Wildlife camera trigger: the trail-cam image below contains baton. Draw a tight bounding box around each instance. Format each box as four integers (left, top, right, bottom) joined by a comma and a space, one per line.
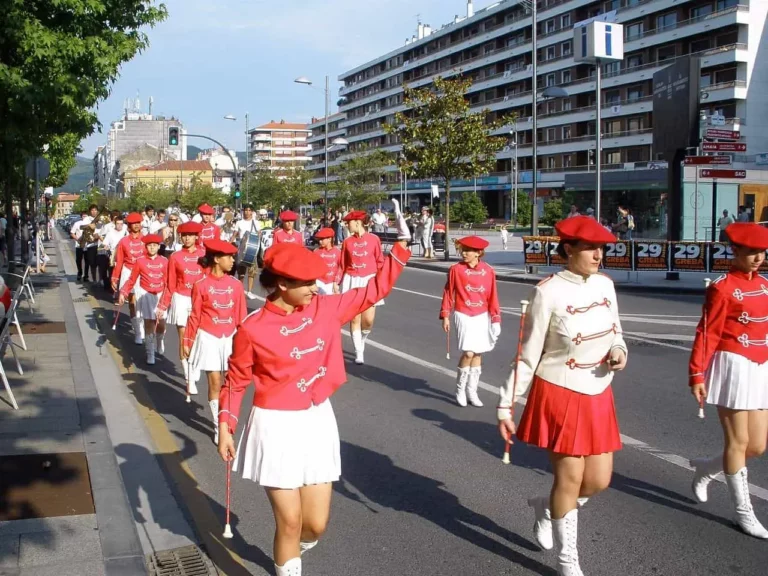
698, 278, 712, 420
112, 301, 124, 330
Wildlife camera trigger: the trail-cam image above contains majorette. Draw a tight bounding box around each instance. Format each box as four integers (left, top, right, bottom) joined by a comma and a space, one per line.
688, 222, 768, 539
183, 239, 247, 444
497, 216, 628, 575
439, 235, 500, 407
196, 203, 221, 248
339, 210, 385, 365
313, 227, 341, 295
111, 212, 146, 344
218, 232, 411, 576
157, 221, 205, 384
273, 210, 304, 245
118, 234, 168, 365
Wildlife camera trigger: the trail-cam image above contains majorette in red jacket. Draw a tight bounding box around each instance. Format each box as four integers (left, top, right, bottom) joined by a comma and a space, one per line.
689, 269, 768, 386
120, 255, 169, 297
111, 233, 146, 284
439, 260, 501, 322
340, 232, 384, 278
316, 245, 342, 285
196, 223, 221, 248
219, 243, 410, 431
157, 246, 206, 312
183, 273, 247, 344
273, 228, 304, 245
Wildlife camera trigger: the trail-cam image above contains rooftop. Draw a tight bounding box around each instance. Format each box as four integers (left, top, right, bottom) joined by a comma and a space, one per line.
135, 160, 211, 172
255, 120, 309, 131
56, 193, 80, 202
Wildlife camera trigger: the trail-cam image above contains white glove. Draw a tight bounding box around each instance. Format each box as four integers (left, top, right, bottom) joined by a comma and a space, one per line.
491, 323, 501, 338
391, 199, 411, 241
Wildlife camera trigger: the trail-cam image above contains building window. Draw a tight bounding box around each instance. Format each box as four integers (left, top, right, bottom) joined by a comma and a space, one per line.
604, 61, 620, 75
657, 45, 677, 61
716, 0, 738, 10
605, 0, 620, 11
627, 54, 643, 68
547, 100, 556, 114
562, 41, 572, 56
627, 85, 644, 102
691, 4, 713, 19
626, 147, 646, 162
562, 70, 572, 83
561, 14, 571, 28
547, 128, 556, 141
563, 99, 572, 111
563, 126, 572, 139
606, 151, 622, 164
628, 116, 645, 133
547, 157, 556, 169
605, 120, 621, 134
626, 22, 644, 41
656, 12, 678, 31
546, 19, 556, 33
605, 90, 621, 106
563, 154, 572, 168
546, 73, 556, 87
700, 73, 712, 88
715, 67, 737, 83
547, 46, 556, 60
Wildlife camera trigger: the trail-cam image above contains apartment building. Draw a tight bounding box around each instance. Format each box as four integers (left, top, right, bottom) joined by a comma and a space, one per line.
248, 120, 311, 177
54, 194, 80, 219
307, 113, 348, 181
329, 0, 767, 231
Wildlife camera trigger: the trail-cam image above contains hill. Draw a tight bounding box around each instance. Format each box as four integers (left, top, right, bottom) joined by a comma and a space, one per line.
55, 156, 92, 193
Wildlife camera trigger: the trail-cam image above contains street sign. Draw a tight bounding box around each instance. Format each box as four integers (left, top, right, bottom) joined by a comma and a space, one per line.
700, 169, 747, 179
705, 128, 740, 140
25, 157, 50, 180
684, 156, 731, 165
702, 142, 746, 152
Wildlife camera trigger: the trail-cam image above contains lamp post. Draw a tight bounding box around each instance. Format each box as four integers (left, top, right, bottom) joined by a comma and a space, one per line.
508, 122, 518, 228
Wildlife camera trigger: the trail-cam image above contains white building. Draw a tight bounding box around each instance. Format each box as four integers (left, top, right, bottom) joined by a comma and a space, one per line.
248, 120, 311, 177
197, 148, 238, 193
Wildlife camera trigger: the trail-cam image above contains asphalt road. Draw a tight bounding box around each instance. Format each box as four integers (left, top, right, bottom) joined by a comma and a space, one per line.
97, 266, 768, 576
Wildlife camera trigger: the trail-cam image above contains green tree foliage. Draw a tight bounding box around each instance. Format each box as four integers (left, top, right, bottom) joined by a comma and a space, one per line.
328, 146, 391, 211
71, 189, 105, 213
514, 190, 532, 228
43, 133, 82, 188
280, 170, 318, 210
244, 169, 283, 210
450, 192, 488, 225
541, 198, 564, 226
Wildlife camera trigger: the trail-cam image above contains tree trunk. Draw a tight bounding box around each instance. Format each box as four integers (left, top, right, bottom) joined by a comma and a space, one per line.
5, 170, 15, 266
443, 180, 451, 261
20, 179, 29, 264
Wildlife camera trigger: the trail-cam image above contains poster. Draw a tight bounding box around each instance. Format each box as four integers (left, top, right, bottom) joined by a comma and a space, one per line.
547, 237, 567, 266
708, 242, 734, 273
603, 241, 632, 270
633, 240, 668, 271
671, 242, 707, 272
522, 236, 549, 266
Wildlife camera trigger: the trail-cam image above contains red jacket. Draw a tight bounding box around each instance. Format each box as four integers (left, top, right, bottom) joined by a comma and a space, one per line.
219, 243, 411, 430
183, 273, 247, 344
340, 232, 384, 278
439, 261, 501, 322
316, 245, 342, 285
157, 247, 206, 312
120, 255, 169, 297
111, 233, 145, 284
273, 228, 304, 245
689, 269, 768, 386
197, 223, 220, 248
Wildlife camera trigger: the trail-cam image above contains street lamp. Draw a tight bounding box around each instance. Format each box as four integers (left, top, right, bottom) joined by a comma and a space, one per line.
224, 114, 249, 204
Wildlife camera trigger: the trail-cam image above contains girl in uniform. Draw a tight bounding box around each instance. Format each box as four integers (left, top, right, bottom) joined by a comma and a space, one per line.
111, 212, 147, 344
497, 216, 627, 576
313, 227, 341, 295
218, 238, 411, 576
688, 222, 768, 539
197, 204, 221, 248
439, 235, 501, 407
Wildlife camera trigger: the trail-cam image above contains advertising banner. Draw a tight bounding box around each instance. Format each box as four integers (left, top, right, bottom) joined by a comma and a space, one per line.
522, 236, 549, 266
670, 242, 707, 272
603, 241, 632, 270
632, 240, 669, 271
709, 242, 734, 273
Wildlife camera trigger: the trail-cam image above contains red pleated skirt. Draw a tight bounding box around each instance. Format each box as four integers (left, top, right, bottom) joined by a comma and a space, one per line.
516, 376, 622, 456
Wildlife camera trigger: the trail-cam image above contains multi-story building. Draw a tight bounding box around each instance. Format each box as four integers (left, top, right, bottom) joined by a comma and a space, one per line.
54, 194, 80, 219
122, 160, 212, 194
332, 0, 767, 234
248, 120, 311, 177
307, 113, 348, 184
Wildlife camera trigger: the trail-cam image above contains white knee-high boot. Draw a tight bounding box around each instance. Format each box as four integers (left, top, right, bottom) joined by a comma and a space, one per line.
466, 366, 483, 407
352, 330, 364, 364
553, 509, 584, 576
528, 496, 589, 551
275, 557, 301, 576
300, 540, 318, 555
455, 367, 470, 407
209, 399, 220, 445
156, 331, 165, 355
725, 467, 768, 538
691, 455, 722, 503
131, 317, 143, 345
145, 334, 156, 365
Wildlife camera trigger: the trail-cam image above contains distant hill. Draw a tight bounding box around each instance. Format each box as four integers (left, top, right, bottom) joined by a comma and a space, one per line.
55, 156, 92, 194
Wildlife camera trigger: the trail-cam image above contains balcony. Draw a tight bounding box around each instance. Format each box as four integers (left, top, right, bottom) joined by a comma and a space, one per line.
701, 79, 747, 102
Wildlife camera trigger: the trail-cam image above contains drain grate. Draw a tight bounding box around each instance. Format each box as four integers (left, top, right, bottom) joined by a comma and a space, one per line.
147, 545, 217, 576
72, 296, 90, 303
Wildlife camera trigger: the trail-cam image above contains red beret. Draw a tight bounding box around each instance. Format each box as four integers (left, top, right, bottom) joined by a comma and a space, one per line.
263, 243, 327, 281
204, 238, 237, 255
142, 234, 162, 245
198, 203, 215, 215
343, 210, 368, 222
457, 236, 489, 250
279, 210, 298, 221
178, 221, 202, 235
314, 227, 335, 240
726, 223, 768, 250
125, 212, 142, 224
555, 216, 616, 244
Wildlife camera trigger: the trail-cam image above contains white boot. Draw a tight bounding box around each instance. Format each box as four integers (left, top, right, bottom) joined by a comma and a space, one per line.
527, 496, 553, 550
156, 333, 165, 355
139, 318, 146, 340
275, 557, 301, 576
145, 334, 156, 365
691, 455, 722, 503
455, 367, 470, 407
352, 330, 364, 365
725, 467, 768, 538
466, 366, 483, 407
131, 318, 143, 345
361, 329, 371, 350
553, 509, 584, 576
300, 540, 318, 556
209, 399, 220, 445
182, 358, 189, 381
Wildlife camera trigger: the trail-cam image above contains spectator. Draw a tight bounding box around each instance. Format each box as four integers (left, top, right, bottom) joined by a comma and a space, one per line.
585, 207, 595, 219
718, 209, 735, 241
612, 206, 629, 240
626, 207, 635, 240
567, 204, 580, 218
371, 207, 388, 233
737, 205, 749, 223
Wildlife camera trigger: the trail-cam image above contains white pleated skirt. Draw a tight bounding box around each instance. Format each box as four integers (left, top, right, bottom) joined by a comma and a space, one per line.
188, 329, 234, 383
167, 293, 192, 327
137, 290, 161, 320
341, 273, 384, 306
234, 399, 341, 489
706, 351, 768, 410
453, 311, 496, 354
316, 280, 334, 296
119, 266, 135, 295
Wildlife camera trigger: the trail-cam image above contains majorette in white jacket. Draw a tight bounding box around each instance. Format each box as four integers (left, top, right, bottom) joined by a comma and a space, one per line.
497, 269, 628, 421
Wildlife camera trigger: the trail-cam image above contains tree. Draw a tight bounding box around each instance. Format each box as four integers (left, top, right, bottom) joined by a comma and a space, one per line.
514, 191, 532, 228
280, 170, 318, 211
329, 145, 392, 211
450, 192, 488, 225
43, 132, 82, 189
178, 183, 229, 214
385, 76, 512, 260
244, 169, 283, 210
541, 198, 564, 226
71, 189, 105, 213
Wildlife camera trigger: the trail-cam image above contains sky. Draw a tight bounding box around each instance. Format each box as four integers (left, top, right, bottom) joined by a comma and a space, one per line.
80, 0, 485, 157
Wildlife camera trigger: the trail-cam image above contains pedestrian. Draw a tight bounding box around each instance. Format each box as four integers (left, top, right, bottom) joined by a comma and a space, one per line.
217, 237, 411, 576
625, 207, 635, 240
439, 236, 500, 408
371, 207, 387, 233
111, 213, 147, 344
339, 210, 385, 364
69, 209, 91, 281
688, 222, 768, 539
102, 215, 127, 293
567, 205, 580, 218
273, 210, 304, 245
234, 204, 262, 300
156, 222, 205, 384
421, 207, 435, 258
141, 205, 155, 236
160, 212, 181, 257
737, 205, 749, 223
196, 204, 220, 248
183, 239, 247, 445
313, 228, 341, 295
500, 226, 509, 250
498, 215, 627, 575
718, 209, 735, 241
118, 235, 168, 365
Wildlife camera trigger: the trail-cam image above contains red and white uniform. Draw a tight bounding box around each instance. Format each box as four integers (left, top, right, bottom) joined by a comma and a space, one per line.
340, 232, 385, 305
689, 270, 768, 409
111, 234, 145, 294
440, 261, 501, 353
315, 245, 342, 295
183, 274, 247, 383
157, 247, 205, 327
221, 244, 410, 489
120, 255, 169, 320
273, 228, 304, 245
498, 270, 627, 456
197, 223, 220, 248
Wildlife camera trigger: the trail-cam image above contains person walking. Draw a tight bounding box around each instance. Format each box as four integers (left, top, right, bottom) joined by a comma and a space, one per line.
421, 207, 435, 259
718, 209, 735, 241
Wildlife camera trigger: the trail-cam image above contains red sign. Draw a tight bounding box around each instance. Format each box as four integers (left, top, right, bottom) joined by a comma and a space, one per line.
702, 142, 747, 152
684, 156, 731, 165
700, 169, 747, 179
705, 129, 740, 140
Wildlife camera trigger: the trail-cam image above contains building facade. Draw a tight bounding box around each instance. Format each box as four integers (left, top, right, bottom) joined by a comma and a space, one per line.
122, 160, 213, 194
54, 194, 80, 219
248, 120, 311, 177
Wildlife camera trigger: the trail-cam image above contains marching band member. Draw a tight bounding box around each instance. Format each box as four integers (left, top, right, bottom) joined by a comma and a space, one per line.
339, 210, 384, 364
157, 222, 205, 384
197, 204, 220, 248
314, 227, 341, 296
111, 213, 147, 344
218, 238, 411, 576
688, 223, 768, 539
183, 239, 247, 443
273, 210, 304, 245
234, 204, 262, 300
497, 216, 627, 576
439, 236, 501, 407
118, 235, 169, 365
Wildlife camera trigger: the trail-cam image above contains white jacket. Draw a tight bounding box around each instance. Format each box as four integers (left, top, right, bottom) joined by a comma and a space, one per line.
497, 269, 627, 421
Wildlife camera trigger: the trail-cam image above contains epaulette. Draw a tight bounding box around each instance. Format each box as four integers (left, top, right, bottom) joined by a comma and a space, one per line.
537, 274, 554, 286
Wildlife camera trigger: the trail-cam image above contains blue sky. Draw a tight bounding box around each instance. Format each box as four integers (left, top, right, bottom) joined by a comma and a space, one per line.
81, 0, 481, 157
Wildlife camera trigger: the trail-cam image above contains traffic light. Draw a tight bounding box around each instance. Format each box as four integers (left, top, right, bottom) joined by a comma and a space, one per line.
234, 183, 241, 199
168, 127, 179, 146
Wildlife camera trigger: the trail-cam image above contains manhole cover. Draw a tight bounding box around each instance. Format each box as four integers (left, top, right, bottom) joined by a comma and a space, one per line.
147, 545, 216, 576
72, 297, 89, 303
12, 321, 66, 334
